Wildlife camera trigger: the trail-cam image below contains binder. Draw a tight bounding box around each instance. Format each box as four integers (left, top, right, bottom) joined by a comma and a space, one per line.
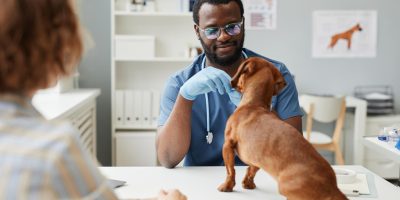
141, 90, 152, 126
133, 90, 142, 126
124, 90, 135, 126
115, 90, 125, 126
151, 90, 160, 127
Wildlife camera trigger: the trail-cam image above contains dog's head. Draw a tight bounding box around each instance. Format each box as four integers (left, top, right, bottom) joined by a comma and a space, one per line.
356, 23, 363, 31
231, 57, 286, 96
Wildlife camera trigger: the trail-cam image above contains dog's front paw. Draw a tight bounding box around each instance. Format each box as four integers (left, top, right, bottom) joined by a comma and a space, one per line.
242, 179, 256, 189
218, 182, 235, 192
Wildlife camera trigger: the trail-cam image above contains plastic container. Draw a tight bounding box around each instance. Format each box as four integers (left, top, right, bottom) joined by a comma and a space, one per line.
388, 128, 399, 144
377, 127, 390, 142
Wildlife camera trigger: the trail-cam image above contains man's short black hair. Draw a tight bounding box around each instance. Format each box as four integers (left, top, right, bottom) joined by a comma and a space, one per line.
192, 0, 244, 25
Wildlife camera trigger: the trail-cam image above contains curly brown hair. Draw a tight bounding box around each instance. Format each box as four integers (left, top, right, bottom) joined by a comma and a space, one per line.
0, 0, 82, 95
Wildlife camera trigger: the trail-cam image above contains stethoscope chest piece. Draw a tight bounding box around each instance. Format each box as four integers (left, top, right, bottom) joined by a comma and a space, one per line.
201, 51, 247, 145
206, 132, 213, 144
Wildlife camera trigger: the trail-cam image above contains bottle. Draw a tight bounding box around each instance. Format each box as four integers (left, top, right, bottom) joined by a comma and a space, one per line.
377, 127, 389, 142
388, 127, 399, 145
395, 135, 400, 150
143, 0, 156, 12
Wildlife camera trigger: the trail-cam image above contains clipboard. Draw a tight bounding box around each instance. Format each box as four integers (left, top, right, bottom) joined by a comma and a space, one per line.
107, 179, 127, 189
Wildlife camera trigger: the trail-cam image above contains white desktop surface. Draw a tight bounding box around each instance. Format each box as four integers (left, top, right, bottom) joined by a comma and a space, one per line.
32, 89, 100, 120
100, 165, 400, 200
363, 137, 400, 163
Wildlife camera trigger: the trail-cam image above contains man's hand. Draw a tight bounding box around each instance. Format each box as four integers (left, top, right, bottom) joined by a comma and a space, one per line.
179, 67, 231, 100
227, 89, 242, 106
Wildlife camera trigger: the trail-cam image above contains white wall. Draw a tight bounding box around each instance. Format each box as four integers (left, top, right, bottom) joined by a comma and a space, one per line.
79, 0, 400, 165
78, 0, 112, 165
245, 0, 400, 112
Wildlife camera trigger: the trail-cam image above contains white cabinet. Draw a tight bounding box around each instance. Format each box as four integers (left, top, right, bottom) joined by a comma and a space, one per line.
33, 89, 100, 158
111, 0, 199, 166
68, 101, 97, 156
115, 132, 157, 166
364, 115, 400, 179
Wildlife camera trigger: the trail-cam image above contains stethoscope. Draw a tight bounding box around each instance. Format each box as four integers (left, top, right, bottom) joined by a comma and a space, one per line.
201, 51, 248, 144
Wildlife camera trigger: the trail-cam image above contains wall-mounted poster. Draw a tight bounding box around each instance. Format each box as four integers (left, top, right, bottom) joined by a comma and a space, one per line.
312, 10, 377, 58
243, 0, 277, 30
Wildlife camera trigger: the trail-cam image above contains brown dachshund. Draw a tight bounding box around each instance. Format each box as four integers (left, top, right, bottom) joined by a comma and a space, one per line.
218, 57, 347, 200
328, 23, 362, 50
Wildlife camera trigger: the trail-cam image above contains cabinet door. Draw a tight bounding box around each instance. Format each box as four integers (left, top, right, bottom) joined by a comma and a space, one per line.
68, 101, 97, 158
116, 131, 157, 166
364, 115, 400, 179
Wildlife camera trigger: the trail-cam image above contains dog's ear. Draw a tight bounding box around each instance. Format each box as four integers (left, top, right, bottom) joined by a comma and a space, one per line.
270, 66, 287, 95
231, 59, 255, 92
231, 60, 247, 90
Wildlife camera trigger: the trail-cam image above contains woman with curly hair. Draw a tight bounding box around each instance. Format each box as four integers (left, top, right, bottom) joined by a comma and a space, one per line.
0, 0, 185, 199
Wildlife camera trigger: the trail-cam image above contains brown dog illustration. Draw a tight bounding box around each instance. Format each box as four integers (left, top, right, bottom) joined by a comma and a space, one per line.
328, 23, 362, 50
218, 57, 347, 200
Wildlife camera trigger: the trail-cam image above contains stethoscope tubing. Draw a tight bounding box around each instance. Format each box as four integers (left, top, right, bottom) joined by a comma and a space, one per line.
201, 51, 248, 139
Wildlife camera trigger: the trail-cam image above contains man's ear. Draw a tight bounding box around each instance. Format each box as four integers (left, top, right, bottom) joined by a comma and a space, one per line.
194, 24, 200, 39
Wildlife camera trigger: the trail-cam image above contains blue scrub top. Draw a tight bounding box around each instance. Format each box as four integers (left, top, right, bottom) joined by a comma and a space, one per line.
158, 48, 303, 166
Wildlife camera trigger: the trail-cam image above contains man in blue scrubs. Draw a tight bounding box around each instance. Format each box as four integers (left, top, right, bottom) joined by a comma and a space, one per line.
156, 0, 303, 168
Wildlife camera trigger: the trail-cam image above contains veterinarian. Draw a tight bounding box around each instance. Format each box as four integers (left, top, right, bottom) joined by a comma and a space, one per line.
157, 0, 303, 167
0, 0, 186, 199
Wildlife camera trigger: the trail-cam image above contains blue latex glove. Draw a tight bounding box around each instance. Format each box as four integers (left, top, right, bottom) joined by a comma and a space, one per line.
179, 67, 232, 101
227, 89, 242, 106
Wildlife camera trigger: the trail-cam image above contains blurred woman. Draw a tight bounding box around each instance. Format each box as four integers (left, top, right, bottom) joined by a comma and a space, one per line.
0, 0, 185, 199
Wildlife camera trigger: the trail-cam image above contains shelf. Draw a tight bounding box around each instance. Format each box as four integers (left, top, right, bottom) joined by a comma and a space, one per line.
112, 2, 197, 166
116, 125, 157, 131
115, 11, 192, 17
115, 57, 195, 62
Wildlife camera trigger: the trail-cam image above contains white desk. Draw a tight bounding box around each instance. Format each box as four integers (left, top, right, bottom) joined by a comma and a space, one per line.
363, 137, 400, 163
346, 96, 368, 165
100, 166, 400, 200
363, 137, 400, 184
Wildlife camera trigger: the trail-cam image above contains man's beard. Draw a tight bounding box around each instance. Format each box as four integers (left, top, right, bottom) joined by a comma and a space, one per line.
200, 34, 244, 67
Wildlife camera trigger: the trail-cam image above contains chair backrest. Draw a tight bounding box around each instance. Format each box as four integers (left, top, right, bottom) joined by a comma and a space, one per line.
300, 94, 346, 143
300, 95, 345, 123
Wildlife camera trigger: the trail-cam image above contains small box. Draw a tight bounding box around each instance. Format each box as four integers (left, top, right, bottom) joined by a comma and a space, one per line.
115, 0, 130, 11
115, 35, 155, 60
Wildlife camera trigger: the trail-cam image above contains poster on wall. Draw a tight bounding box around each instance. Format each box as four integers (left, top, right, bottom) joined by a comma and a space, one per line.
312, 10, 377, 58
242, 0, 277, 30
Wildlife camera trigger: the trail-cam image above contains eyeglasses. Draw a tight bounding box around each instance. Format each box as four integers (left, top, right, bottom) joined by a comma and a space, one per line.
198, 19, 243, 40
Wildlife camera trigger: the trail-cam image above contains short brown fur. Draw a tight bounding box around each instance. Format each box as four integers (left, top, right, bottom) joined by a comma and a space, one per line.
218, 57, 347, 200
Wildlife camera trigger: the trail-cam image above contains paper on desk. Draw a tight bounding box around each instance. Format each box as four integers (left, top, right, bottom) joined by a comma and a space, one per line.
337, 173, 370, 195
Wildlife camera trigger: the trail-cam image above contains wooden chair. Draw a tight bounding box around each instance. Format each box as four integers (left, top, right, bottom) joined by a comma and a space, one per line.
300, 95, 347, 165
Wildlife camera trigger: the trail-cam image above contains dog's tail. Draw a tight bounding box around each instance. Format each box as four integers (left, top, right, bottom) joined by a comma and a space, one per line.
327, 36, 338, 49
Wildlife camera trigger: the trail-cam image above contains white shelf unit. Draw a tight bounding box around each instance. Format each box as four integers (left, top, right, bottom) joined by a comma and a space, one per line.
114, 11, 192, 17
111, 0, 199, 166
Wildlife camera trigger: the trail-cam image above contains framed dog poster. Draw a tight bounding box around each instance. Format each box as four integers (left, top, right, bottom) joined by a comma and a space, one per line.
312, 10, 377, 58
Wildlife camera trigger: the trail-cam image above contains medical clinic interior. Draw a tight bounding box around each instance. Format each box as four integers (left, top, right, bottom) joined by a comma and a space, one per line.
1, 0, 400, 199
